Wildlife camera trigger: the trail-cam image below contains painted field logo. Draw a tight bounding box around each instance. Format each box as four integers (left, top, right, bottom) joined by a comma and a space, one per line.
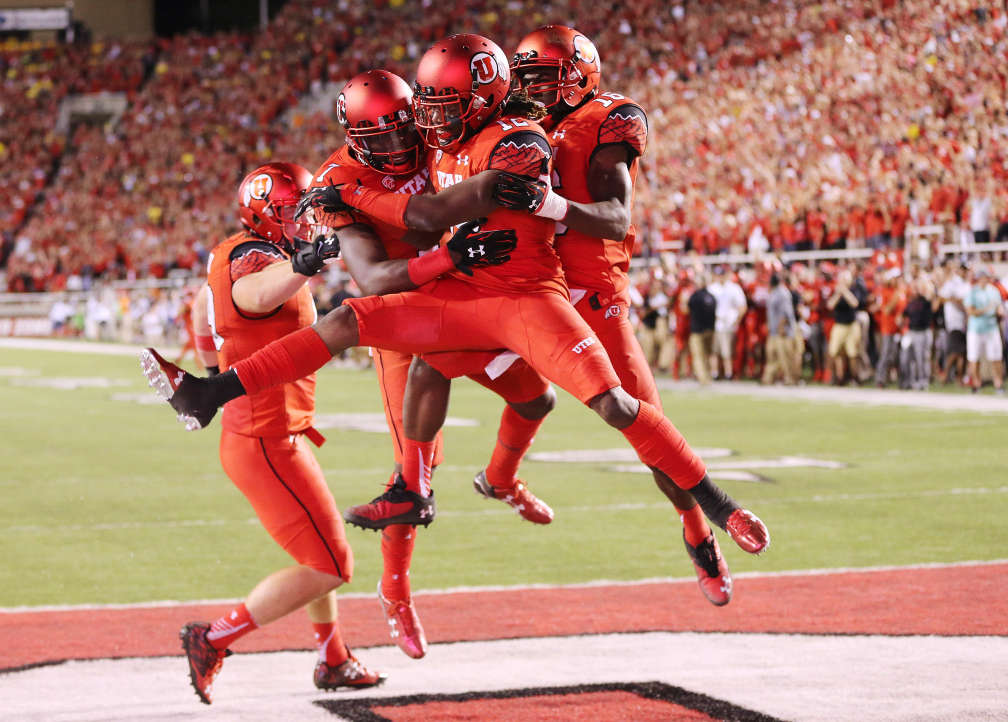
527, 447, 848, 483
572, 337, 596, 354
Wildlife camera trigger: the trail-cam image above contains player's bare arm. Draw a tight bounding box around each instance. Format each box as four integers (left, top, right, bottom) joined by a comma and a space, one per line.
190, 285, 219, 372
231, 258, 312, 315
560, 143, 635, 239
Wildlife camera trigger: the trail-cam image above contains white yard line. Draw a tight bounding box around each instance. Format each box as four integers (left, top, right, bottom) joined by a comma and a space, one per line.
3, 559, 1004, 614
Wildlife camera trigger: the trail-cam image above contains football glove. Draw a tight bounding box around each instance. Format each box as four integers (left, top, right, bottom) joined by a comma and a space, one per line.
445, 219, 518, 276
294, 183, 352, 223
291, 233, 341, 276
491, 170, 569, 221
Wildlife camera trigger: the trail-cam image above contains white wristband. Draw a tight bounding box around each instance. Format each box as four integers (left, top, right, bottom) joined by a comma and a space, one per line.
537, 188, 569, 222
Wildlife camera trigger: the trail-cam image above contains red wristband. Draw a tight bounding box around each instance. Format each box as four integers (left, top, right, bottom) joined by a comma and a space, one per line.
340, 186, 410, 229
407, 247, 456, 286
195, 334, 216, 352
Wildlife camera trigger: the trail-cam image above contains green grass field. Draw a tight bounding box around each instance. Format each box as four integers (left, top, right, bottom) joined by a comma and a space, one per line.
1, 344, 1005, 608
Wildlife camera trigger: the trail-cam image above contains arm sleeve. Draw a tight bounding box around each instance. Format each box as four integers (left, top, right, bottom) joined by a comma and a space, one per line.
487, 130, 552, 178
598, 103, 648, 159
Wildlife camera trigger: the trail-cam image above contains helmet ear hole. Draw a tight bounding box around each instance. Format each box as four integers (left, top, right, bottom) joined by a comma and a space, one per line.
252, 213, 261, 225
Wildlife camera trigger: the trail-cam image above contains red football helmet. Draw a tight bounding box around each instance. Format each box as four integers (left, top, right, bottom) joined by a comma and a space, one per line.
413, 34, 511, 152
512, 25, 601, 110
337, 69, 422, 176
237, 162, 312, 251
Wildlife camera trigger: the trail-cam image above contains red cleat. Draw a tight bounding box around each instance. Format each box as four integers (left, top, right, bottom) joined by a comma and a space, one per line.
179, 622, 232, 705
378, 583, 428, 659
344, 475, 435, 530
473, 471, 553, 525
684, 532, 733, 606
726, 509, 770, 554
314, 646, 387, 690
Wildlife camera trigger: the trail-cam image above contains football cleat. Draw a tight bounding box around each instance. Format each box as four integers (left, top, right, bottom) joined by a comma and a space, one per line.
343, 474, 435, 530
140, 348, 217, 430
314, 646, 387, 690
473, 470, 554, 524
378, 582, 428, 659
179, 622, 232, 705
684, 532, 733, 606
725, 509, 770, 554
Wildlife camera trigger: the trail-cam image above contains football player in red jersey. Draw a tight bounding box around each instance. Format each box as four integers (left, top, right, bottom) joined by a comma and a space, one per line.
303, 69, 555, 659
140, 163, 383, 704
145, 33, 769, 611
487, 25, 734, 605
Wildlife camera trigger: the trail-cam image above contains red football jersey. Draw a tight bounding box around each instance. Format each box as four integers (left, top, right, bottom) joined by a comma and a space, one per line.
548, 91, 648, 297
207, 232, 317, 436
427, 116, 566, 296
311, 145, 431, 260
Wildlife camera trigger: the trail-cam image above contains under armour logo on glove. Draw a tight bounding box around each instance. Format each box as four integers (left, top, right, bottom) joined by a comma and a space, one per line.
445, 219, 517, 276
291, 232, 341, 276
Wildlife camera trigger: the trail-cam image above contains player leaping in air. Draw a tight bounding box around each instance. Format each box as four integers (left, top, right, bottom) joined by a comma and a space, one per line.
297, 68, 557, 659
401, 25, 738, 606
142, 31, 769, 614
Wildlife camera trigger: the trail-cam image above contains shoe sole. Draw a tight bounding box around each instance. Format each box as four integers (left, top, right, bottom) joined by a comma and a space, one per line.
343, 512, 434, 531
139, 348, 202, 431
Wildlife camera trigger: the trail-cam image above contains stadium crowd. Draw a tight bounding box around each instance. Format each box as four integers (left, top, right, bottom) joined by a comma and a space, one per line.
2, 0, 1007, 391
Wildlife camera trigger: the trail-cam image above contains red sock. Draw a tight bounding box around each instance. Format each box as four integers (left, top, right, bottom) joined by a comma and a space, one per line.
402, 438, 436, 497
206, 603, 258, 650
678, 504, 711, 546
231, 327, 332, 395
311, 621, 349, 666
485, 406, 544, 488
381, 524, 416, 602
620, 400, 706, 490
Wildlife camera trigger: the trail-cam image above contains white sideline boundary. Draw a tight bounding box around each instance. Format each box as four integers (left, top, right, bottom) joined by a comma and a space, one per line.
2, 559, 1005, 614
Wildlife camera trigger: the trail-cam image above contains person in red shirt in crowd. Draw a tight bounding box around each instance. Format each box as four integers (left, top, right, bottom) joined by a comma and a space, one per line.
142, 163, 384, 705
872, 267, 907, 386
144, 33, 769, 609
671, 268, 695, 380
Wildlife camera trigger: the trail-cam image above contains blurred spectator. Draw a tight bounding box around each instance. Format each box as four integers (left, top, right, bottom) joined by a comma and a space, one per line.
826, 268, 867, 384
708, 265, 746, 380
938, 262, 971, 384
872, 267, 907, 387
965, 268, 1005, 394
762, 272, 797, 385
900, 276, 939, 391
687, 272, 716, 385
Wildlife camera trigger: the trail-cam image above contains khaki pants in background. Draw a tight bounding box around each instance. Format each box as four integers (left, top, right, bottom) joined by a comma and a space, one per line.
689, 330, 714, 384
762, 334, 794, 384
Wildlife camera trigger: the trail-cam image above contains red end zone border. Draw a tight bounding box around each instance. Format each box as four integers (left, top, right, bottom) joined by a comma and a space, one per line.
315, 682, 785, 722
2, 562, 1006, 672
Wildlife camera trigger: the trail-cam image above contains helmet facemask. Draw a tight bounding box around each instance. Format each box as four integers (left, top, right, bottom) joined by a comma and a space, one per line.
346, 115, 422, 176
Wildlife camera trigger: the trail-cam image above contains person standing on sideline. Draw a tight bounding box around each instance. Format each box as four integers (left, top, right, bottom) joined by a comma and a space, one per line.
762, 272, 797, 385
708, 265, 747, 380
688, 272, 717, 385
965, 268, 1005, 394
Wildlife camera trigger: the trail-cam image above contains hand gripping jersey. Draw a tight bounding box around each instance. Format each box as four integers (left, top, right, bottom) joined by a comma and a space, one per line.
206, 232, 318, 436
548, 92, 648, 298
428, 116, 567, 296
311, 145, 431, 259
